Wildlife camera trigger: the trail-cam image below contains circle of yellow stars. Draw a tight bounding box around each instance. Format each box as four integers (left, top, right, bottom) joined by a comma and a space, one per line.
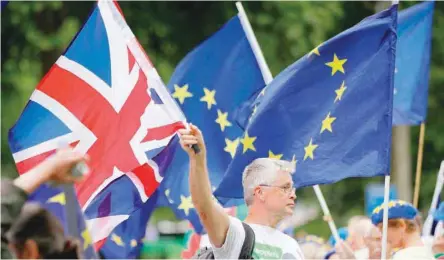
170, 46, 348, 215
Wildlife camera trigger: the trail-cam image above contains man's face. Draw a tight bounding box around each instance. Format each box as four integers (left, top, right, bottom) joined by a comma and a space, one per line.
385, 225, 405, 249
261, 171, 296, 217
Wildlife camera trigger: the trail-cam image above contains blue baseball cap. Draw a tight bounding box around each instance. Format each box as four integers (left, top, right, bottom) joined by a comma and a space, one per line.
371, 200, 418, 225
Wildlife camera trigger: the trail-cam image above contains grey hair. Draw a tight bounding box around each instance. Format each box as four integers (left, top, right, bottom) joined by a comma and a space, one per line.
242, 158, 295, 206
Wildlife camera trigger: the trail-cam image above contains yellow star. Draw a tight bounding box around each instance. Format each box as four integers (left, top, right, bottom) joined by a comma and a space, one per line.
215, 109, 232, 132
320, 112, 336, 133
388, 201, 397, 208
47, 192, 66, 205
178, 195, 194, 216
81, 229, 92, 250
334, 81, 347, 103
200, 88, 216, 110
290, 154, 297, 169
309, 44, 321, 56
131, 239, 137, 247
240, 132, 257, 153
304, 138, 319, 160
172, 84, 193, 104
111, 233, 125, 247
325, 54, 347, 75
268, 150, 283, 160
224, 138, 240, 158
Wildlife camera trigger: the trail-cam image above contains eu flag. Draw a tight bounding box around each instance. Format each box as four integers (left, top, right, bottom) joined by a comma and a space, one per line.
393, 1, 434, 125
100, 191, 159, 259
215, 5, 398, 206
28, 185, 97, 259
158, 15, 266, 233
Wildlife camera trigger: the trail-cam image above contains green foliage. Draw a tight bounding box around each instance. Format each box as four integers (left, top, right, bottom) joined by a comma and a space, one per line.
1, 1, 444, 239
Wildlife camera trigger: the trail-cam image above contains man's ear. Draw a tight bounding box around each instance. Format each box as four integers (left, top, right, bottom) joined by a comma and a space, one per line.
254, 186, 265, 201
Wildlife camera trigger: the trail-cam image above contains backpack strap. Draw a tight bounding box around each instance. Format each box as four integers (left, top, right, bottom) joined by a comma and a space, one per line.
238, 222, 255, 259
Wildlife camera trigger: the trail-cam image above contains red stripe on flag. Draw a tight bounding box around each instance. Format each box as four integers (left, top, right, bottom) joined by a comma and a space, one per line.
131, 163, 159, 198
142, 122, 184, 143
94, 238, 107, 251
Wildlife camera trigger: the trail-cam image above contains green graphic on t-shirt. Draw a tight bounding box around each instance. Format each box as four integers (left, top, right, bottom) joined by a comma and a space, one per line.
252, 243, 283, 259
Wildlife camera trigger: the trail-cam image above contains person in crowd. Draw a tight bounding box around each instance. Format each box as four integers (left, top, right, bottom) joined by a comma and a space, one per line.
1, 148, 88, 259
297, 235, 330, 259
371, 200, 435, 259
347, 215, 373, 259
363, 225, 386, 260
178, 124, 304, 259
6, 203, 81, 259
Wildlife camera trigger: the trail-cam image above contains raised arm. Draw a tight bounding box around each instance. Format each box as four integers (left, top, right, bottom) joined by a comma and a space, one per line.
178, 124, 230, 247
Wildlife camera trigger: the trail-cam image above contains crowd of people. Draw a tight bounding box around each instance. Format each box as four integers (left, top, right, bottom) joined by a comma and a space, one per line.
1, 125, 443, 259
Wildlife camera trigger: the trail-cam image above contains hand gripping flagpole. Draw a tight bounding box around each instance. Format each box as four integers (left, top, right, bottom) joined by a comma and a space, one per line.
423, 161, 444, 236
236, 1, 341, 243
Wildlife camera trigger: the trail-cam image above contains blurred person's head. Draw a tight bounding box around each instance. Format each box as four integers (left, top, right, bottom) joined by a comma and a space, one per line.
347, 215, 373, 250
364, 225, 383, 259
242, 158, 296, 223
6, 203, 81, 259
371, 200, 422, 249
297, 235, 330, 259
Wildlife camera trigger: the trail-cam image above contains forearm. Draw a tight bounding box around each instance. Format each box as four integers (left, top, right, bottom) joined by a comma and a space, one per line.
189, 156, 214, 212
188, 156, 229, 247
13, 159, 52, 194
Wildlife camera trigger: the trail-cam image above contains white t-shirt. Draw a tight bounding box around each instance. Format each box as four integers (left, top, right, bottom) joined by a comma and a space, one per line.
212, 216, 305, 259
392, 246, 435, 260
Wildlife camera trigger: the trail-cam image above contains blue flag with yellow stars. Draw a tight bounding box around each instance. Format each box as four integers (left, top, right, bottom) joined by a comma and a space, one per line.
157, 15, 266, 234
215, 5, 398, 206
393, 1, 434, 126
100, 191, 159, 259
28, 185, 97, 259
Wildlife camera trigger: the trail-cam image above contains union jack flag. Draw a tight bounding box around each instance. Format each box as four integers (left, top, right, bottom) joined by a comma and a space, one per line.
8, 0, 185, 248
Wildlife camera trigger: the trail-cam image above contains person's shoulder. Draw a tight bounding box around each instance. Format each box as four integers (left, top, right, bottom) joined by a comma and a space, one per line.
273, 229, 301, 248
278, 230, 297, 242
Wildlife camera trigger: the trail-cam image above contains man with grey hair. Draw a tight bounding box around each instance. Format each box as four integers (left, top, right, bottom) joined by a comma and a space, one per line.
178, 124, 304, 259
